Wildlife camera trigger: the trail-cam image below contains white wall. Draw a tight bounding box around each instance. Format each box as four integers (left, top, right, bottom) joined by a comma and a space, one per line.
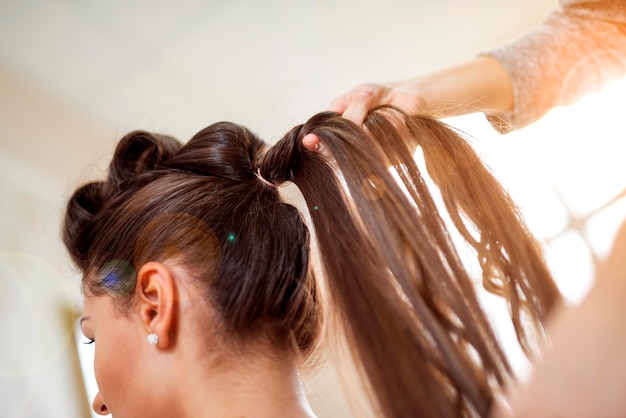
0, 152, 91, 417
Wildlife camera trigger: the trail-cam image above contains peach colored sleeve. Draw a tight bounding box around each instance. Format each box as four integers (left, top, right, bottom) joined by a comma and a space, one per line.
483, 0, 626, 133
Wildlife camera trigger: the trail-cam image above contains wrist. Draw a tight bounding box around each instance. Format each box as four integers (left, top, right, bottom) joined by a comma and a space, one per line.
386, 79, 433, 116
393, 57, 515, 118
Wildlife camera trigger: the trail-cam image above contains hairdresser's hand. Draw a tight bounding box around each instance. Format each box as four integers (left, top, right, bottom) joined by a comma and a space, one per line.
302, 82, 426, 152
302, 84, 382, 153
303, 57, 514, 152
327, 56, 515, 125
329, 82, 428, 125
492, 218, 626, 418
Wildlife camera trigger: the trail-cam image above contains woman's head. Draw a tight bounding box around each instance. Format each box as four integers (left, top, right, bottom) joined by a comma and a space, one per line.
65, 122, 322, 415
66, 123, 320, 351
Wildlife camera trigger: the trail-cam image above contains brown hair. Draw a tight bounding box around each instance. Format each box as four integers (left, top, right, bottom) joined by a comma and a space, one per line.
63, 108, 560, 417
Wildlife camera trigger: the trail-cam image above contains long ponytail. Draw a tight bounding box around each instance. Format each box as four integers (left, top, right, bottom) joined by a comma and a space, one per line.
262, 109, 560, 417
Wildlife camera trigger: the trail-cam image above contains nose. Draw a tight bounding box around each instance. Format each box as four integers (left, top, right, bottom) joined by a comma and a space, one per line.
92, 392, 110, 415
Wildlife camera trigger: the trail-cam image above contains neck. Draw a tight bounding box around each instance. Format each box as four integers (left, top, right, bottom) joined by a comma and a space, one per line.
175, 347, 316, 418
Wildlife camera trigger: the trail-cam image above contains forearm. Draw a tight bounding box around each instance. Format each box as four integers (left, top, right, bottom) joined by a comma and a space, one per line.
391, 56, 514, 117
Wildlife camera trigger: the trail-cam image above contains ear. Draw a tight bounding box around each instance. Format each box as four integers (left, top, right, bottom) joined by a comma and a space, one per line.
135, 261, 177, 349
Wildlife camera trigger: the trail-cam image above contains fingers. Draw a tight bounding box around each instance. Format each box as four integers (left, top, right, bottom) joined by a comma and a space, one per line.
302, 133, 320, 152
329, 84, 383, 124
342, 88, 375, 125
328, 94, 350, 113
302, 133, 331, 156
308, 84, 382, 154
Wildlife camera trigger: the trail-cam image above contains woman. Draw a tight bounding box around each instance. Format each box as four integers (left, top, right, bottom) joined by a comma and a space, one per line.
65, 109, 560, 417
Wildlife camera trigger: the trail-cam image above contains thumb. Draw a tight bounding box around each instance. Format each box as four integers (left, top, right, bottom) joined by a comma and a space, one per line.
302, 133, 320, 151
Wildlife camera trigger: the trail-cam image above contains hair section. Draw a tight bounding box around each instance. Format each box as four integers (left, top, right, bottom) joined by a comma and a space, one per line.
261, 108, 560, 417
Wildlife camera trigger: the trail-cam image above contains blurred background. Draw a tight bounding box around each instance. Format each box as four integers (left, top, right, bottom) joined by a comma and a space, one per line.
1, 0, 625, 417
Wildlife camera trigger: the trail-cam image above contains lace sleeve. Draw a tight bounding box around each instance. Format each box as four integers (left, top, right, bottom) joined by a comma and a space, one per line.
484, 0, 626, 133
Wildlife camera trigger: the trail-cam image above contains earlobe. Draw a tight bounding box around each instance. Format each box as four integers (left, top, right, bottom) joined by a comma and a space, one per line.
135, 261, 177, 349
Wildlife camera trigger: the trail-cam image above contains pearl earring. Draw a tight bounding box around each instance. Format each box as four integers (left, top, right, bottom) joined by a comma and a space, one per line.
147, 333, 159, 346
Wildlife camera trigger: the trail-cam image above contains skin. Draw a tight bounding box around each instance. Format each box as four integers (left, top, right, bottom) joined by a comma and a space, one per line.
302, 55, 514, 152
80, 261, 317, 418
493, 219, 626, 418
330, 55, 515, 118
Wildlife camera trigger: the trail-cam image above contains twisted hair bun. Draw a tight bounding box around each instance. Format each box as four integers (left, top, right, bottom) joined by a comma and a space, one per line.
107, 131, 181, 189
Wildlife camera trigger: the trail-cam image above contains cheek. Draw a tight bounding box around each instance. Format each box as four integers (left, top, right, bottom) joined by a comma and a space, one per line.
93, 342, 121, 397
93, 323, 142, 414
